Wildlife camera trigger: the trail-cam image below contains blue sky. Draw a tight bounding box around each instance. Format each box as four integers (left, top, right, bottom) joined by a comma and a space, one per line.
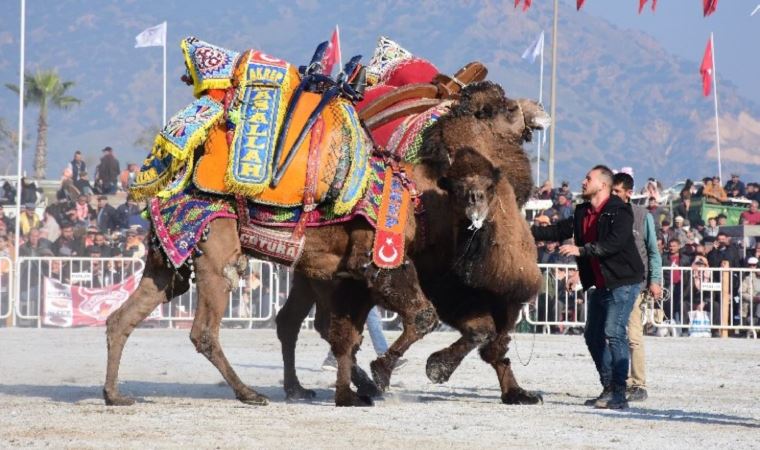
0, 0, 758, 181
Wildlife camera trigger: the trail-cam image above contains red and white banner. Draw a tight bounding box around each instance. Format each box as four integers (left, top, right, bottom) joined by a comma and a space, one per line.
42, 272, 159, 327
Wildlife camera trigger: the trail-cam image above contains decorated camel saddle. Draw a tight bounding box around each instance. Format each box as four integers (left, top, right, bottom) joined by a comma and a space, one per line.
132, 36, 487, 268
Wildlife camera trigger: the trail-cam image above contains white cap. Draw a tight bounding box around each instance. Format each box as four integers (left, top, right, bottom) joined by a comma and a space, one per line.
748, 257, 759, 265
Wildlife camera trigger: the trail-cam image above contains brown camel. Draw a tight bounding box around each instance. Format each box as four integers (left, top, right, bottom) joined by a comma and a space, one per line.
276, 82, 548, 404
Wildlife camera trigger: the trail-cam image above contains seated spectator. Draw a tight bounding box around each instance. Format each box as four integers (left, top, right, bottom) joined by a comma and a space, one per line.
538, 241, 560, 264
0, 205, 14, 232
702, 177, 728, 204
537, 180, 553, 200
716, 213, 728, 227
740, 200, 760, 225
95, 195, 119, 233
659, 219, 676, 245
552, 181, 573, 204
74, 194, 95, 227
0, 181, 15, 205
51, 222, 84, 257
739, 257, 760, 325
707, 232, 741, 268
20, 176, 42, 205
554, 194, 573, 220
92, 232, 113, 257
57, 169, 81, 203
119, 163, 140, 191
646, 197, 664, 228
75, 171, 94, 196
19, 204, 40, 237
724, 173, 745, 198
704, 216, 720, 239
122, 227, 146, 259
673, 216, 690, 246
19, 228, 50, 256
747, 182, 760, 203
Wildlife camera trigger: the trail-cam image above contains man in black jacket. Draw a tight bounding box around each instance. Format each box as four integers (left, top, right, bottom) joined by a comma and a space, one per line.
532, 165, 644, 410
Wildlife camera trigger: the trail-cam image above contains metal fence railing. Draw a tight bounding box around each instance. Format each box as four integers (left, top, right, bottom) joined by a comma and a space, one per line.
523, 263, 760, 338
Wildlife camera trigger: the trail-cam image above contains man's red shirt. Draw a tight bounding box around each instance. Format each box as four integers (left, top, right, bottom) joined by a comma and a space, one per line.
581, 197, 609, 289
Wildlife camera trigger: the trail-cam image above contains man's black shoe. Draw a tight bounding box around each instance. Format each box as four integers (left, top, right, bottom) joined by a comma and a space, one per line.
626, 386, 648, 402
584, 385, 612, 407
596, 385, 628, 410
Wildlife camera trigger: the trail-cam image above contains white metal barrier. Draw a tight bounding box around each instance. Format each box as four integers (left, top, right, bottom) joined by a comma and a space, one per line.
15, 257, 145, 327
523, 263, 760, 338
0, 256, 12, 324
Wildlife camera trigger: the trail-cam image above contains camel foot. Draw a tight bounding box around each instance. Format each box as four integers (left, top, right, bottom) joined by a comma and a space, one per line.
352, 365, 383, 398
103, 389, 136, 406
237, 389, 270, 406
335, 388, 374, 407
284, 384, 317, 401
501, 388, 543, 405
369, 358, 393, 392
425, 350, 459, 384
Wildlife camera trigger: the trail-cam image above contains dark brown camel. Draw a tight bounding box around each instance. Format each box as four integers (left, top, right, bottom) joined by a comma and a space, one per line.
276, 82, 548, 404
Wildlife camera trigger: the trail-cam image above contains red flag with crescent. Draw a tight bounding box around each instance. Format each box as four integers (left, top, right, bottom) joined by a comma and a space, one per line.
373, 168, 411, 269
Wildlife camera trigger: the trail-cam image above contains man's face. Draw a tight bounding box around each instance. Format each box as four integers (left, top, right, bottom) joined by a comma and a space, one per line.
95, 235, 105, 246
75, 153, 82, 161
669, 241, 680, 254
581, 169, 606, 200
546, 241, 558, 251
98, 198, 107, 207
717, 235, 728, 247
708, 218, 717, 227
750, 201, 758, 213
705, 179, 713, 188
648, 199, 657, 208
29, 230, 39, 244
77, 196, 87, 205
558, 195, 567, 206
611, 183, 632, 203
718, 216, 727, 225
62, 227, 74, 239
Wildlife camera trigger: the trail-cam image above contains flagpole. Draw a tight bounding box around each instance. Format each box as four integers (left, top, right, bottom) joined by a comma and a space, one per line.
548, 0, 559, 186
337, 25, 342, 69
710, 32, 722, 182
162, 21, 167, 125
13, 0, 25, 326
536, 34, 544, 186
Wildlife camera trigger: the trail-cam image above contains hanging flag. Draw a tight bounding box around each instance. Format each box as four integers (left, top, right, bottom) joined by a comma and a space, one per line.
700, 37, 713, 97
134, 22, 167, 48
321, 26, 342, 76
577, 0, 586, 10
514, 0, 532, 11
639, 0, 657, 13
521, 31, 545, 64
703, 0, 718, 17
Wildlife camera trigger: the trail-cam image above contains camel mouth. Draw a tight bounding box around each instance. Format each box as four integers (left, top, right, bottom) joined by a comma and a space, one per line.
530, 112, 552, 130
467, 209, 488, 230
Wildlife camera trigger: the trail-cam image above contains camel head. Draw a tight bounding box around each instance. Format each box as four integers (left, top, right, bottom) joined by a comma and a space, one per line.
420, 81, 549, 207
437, 147, 501, 231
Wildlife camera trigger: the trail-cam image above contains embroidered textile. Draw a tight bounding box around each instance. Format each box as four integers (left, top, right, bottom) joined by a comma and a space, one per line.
149, 189, 237, 268
181, 37, 240, 98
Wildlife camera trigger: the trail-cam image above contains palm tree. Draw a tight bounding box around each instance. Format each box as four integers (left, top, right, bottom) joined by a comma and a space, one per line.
6, 69, 80, 179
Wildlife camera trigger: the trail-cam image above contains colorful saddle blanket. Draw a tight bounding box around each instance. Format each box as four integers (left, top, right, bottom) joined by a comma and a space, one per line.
148, 188, 237, 269
131, 38, 370, 217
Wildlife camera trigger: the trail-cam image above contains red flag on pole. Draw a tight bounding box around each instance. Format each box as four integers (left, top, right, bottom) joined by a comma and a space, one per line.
577, 0, 586, 10
514, 0, 532, 11
639, 0, 657, 14
700, 37, 713, 97
321, 26, 341, 76
703, 0, 718, 17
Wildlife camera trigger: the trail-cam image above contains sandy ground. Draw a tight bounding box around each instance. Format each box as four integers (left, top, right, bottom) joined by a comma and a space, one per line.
0, 328, 758, 449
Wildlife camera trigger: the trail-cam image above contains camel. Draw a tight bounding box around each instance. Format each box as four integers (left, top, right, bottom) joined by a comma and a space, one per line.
276, 82, 549, 404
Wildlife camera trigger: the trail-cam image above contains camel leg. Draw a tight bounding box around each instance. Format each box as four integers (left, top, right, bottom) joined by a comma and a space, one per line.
328, 280, 374, 407
369, 263, 439, 392
426, 315, 495, 384
276, 273, 318, 401
479, 301, 542, 405
104, 250, 189, 406
190, 219, 268, 406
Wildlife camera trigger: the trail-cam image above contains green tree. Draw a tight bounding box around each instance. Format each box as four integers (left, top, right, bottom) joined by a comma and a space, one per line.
6, 69, 80, 179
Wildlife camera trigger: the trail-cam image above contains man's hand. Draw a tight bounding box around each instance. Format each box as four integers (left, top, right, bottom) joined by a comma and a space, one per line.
648, 283, 663, 299
559, 244, 580, 257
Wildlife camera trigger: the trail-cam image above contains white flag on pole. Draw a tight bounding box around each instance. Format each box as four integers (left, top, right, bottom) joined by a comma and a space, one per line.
521, 31, 544, 64
751, 4, 760, 16
135, 22, 167, 48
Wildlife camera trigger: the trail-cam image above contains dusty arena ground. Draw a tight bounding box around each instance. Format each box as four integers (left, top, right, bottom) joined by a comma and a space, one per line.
0, 328, 758, 449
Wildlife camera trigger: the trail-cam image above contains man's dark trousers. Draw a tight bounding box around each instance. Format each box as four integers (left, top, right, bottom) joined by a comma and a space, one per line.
584, 283, 641, 388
